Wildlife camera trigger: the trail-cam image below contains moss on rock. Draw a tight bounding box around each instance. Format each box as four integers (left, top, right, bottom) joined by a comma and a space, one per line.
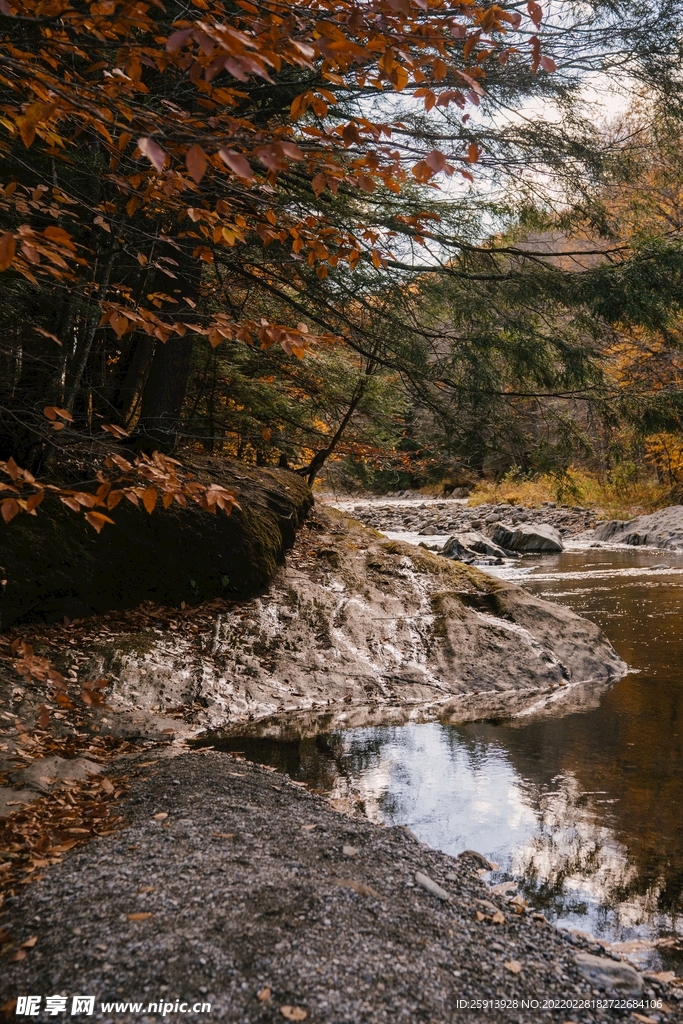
0, 457, 312, 628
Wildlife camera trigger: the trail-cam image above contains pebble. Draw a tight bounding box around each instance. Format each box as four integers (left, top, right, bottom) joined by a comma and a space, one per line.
415, 871, 450, 901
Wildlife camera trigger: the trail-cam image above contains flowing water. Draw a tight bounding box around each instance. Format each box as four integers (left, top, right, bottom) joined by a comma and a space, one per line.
215, 533, 683, 970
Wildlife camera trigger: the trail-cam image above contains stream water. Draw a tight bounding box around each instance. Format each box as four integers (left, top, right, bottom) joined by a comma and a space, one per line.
216, 527, 683, 971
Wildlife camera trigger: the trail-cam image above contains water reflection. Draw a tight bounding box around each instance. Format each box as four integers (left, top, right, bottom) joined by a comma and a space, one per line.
212, 547, 683, 968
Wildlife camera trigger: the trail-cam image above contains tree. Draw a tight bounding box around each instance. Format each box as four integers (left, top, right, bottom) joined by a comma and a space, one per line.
2, 0, 683, 511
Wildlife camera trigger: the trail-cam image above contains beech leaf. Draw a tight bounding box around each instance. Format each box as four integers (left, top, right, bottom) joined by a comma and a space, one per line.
138, 137, 167, 172
0, 232, 15, 271
185, 144, 208, 184
1, 498, 20, 523
218, 149, 253, 180
85, 511, 115, 532
142, 487, 158, 513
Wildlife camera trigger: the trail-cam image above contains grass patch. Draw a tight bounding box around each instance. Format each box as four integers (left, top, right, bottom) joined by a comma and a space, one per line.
467, 468, 676, 519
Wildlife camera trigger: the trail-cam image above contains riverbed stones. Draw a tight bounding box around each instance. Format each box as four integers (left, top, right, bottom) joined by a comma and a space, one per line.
490, 522, 564, 553
440, 535, 476, 561
326, 495, 599, 539
573, 951, 644, 995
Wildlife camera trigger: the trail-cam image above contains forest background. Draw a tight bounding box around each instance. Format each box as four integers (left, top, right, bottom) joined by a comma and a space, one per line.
2, 0, 683, 526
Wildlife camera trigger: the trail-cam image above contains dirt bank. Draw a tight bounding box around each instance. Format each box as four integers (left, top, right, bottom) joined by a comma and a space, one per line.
2, 751, 678, 1023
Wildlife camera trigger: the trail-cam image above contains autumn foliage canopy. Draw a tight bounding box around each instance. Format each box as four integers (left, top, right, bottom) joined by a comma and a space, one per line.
0, 0, 552, 524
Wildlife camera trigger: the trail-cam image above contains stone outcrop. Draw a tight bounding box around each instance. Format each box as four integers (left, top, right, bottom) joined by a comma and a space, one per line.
442, 531, 509, 560
92, 507, 625, 737
593, 505, 683, 550
490, 522, 564, 553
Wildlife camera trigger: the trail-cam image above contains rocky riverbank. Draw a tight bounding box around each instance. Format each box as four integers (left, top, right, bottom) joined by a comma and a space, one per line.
0, 504, 625, 819
2, 751, 679, 1024
2, 492, 678, 1022
1, 497, 626, 813
592, 505, 683, 550
325, 495, 600, 539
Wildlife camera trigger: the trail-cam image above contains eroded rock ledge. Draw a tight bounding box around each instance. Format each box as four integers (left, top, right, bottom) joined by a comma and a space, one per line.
1, 503, 627, 815
95, 506, 625, 738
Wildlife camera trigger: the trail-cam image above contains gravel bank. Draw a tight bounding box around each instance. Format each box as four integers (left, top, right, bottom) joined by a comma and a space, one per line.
2, 752, 678, 1023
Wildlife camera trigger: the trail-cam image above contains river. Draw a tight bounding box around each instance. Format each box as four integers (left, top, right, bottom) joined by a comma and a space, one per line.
216, 513, 683, 972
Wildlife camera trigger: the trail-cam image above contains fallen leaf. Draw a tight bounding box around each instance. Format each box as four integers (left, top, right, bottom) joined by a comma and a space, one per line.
127, 912, 153, 922
504, 960, 522, 974
212, 832, 236, 839
137, 886, 156, 894
10, 949, 27, 962
300, 824, 316, 831
21, 936, 38, 948
257, 988, 271, 1002
475, 910, 488, 922
491, 881, 517, 895
280, 1008, 307, 1021
153, 812, 168, 820
0, 998, 18, 1019
100, 778, 115, 794
491, 910, 505, 924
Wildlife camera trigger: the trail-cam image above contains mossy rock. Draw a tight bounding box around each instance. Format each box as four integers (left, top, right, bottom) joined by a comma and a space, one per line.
0, 457, 312, 628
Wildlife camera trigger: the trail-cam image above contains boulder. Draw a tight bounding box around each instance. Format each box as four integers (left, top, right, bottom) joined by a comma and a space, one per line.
593, 505, 683, 550
440, 536, 476, 562
490, 522, 564, 553
443, 531, 509, 559
0, 457, 312, 628
573, 952, 643, 996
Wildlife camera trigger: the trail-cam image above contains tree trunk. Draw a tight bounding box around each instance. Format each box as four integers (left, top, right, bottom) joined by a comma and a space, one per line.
113, 334, 156, 429
135, 334, 195, 449
64, 250, 115, 415
134, 238, 201, 450
298, 361, 375, 484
